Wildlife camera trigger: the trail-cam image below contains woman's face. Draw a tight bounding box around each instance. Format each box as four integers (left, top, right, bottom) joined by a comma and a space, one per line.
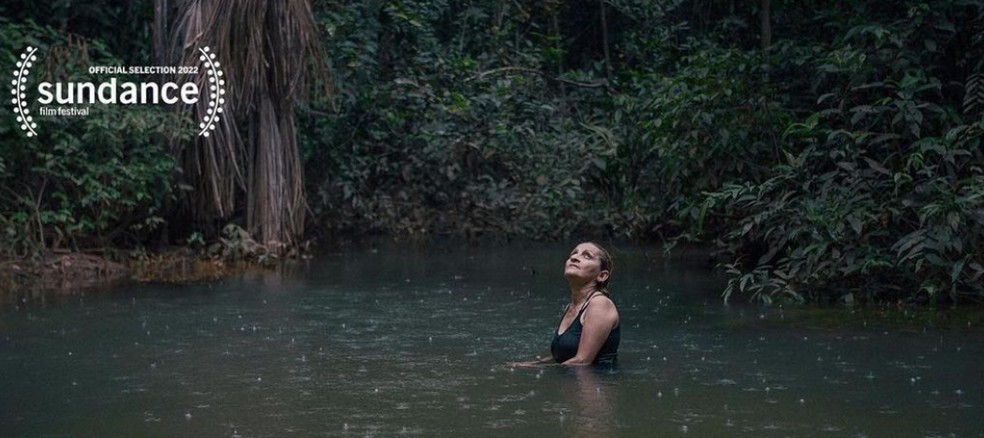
564, 243, 609, 285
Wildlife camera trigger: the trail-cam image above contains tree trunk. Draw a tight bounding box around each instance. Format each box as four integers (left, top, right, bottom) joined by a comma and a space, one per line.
600, 0, 612, 81
157, 0, 327, 253
761, 0, 772, 50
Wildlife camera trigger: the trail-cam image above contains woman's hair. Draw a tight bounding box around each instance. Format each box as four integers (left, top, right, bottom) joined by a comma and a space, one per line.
586, 241, 614, 294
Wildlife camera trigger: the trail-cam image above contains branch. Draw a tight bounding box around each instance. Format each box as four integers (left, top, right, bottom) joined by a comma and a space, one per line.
465, 67, 607, 88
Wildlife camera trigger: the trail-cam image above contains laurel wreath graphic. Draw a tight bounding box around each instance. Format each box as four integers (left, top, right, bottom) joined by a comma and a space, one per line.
10, 46, 39, 137
198, 46, 225, 137
10, 46, 224, 138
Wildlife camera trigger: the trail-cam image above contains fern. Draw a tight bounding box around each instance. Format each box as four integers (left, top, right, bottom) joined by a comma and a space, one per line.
964, 72, 984, 114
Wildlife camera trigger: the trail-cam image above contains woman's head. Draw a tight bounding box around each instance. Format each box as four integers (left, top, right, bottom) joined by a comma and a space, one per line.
564, 242, 614, 293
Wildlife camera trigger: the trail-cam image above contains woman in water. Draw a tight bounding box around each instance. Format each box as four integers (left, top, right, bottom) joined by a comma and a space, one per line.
515, 242, 620, 366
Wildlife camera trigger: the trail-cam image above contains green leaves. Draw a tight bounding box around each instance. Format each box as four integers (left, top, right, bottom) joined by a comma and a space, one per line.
690, 0, 984, 304
0, 20, 180, 255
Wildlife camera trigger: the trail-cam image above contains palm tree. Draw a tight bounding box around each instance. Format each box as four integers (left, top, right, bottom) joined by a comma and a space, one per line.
155, 0, 328, 252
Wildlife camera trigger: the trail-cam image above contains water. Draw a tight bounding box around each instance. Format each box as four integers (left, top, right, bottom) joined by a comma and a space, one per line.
1, 242, 982, 437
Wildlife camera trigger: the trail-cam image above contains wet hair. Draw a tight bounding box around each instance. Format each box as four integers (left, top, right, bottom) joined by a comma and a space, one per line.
585, 241, 614, 294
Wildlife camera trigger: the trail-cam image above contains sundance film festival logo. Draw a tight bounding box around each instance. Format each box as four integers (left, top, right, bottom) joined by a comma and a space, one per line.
11, 46, 225, 137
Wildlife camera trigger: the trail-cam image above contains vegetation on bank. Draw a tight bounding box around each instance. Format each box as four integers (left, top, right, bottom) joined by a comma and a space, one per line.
1, 1, 983, 306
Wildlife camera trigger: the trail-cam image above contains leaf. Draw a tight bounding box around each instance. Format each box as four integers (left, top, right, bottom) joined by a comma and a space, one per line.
924, 253, 946, 267
847, 215, 863, 236
870, 133, 902, 145
817, 93, 837, 104
893, 229, 927, 256
951, 256, 968, 284
591, 157, 607, 171
862, 157, 890, 175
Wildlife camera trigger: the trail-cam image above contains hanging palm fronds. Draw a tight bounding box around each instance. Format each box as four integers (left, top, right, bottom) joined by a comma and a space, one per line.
155, 0, 329, 252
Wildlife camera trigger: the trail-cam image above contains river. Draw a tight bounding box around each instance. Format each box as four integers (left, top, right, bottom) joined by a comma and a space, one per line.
1, 241, 981, 436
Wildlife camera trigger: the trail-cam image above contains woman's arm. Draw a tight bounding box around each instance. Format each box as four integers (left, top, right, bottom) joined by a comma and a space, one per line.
562, 297, 618, 366
510, 355, 556, 367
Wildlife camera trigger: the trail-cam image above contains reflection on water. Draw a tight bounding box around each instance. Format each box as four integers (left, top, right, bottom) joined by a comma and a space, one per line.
1, 241, 982, 437
567, 366, 617, 437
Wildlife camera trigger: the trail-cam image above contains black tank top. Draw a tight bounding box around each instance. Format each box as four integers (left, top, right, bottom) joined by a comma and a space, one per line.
550, 293, 620, 365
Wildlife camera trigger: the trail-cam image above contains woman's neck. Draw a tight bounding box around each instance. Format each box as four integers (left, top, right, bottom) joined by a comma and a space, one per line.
568, 282, 597, 308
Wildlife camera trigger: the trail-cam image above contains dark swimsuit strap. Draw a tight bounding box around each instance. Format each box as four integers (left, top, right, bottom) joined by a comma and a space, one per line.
567, 291, 605, 319
575, 291, 621, 331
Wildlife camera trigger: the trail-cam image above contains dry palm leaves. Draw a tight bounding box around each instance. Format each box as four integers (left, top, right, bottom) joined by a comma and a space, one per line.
156, 0, 330, 252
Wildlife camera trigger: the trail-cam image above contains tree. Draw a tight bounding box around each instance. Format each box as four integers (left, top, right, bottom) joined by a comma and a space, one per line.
156, 0, 328, 252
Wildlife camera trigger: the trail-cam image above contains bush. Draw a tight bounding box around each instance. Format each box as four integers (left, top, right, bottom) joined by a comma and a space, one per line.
0, 18, 186, 255
693, 1, 984, 304
301, 0, 615, 239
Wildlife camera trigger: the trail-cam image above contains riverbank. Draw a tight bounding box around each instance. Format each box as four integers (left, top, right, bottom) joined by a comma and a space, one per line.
0, 250, 256, 295
3, 240, 983, 333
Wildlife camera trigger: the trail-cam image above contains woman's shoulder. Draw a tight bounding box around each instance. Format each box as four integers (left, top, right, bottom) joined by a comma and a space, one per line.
586, 293, 618, 314
590, 291, 616, 305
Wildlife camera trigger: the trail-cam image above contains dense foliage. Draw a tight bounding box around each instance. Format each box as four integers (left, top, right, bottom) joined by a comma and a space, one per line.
0, 18, 185, 256
301, 0, 617, 239
686, 2, 984, 304
2, 1, 983, 304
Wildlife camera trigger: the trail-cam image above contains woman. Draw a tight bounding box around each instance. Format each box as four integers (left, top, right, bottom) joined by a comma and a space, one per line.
515, 242, 620, 366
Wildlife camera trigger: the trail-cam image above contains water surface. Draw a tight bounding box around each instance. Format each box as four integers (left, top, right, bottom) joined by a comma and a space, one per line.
2, 242, 982, 437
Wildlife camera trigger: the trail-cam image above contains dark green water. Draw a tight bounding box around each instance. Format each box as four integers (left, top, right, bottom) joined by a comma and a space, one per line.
1, 242, 982, 437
